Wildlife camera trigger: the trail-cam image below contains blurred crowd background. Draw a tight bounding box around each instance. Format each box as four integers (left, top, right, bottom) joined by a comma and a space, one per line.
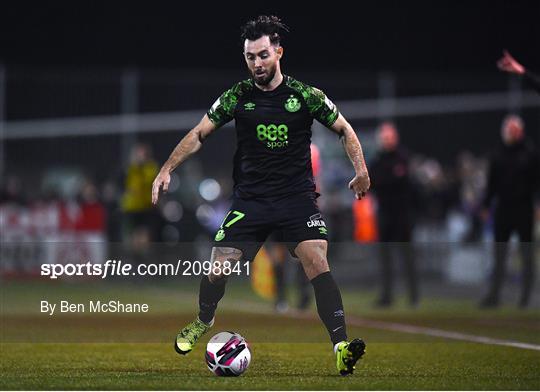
1, 2, 539, 309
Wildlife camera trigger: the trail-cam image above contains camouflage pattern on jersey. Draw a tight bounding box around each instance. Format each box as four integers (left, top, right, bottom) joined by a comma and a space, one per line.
207, 79, 254, 127
285, 76, 339, 127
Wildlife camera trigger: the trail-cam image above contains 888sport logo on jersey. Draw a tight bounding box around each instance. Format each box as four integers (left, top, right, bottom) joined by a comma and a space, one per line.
256, 123, 289, 150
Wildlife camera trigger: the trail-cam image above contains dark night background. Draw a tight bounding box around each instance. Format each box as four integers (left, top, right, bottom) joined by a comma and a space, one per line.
2, 1, 539, 70
1, 0, 539, 190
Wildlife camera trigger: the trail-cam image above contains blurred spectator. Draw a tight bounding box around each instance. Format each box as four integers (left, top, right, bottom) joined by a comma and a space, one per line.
77, 180, 106, 231
456, 151, 487, 242
410, 156, 456, 223
370, 122, 418, 307
121, 143, 159, 242
480, 114, 540, 308
497, 50, 540, 93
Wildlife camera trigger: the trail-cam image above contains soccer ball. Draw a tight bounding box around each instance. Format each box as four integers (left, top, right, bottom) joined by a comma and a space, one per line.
205, 331, 251, 376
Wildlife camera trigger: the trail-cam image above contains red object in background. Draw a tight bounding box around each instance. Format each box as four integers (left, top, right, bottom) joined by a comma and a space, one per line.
59, 202, 105, 231
75, 203, 105, 231
311, 144, 322, 194
1, 201, 106, 280
311, 144, 321, 177
353, 195, 378, 242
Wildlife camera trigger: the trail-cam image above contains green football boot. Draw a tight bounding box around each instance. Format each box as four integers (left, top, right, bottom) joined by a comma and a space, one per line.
335, 338, 366, 376
174, 317, 213, 355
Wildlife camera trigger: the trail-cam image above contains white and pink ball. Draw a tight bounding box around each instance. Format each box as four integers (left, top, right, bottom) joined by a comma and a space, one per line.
205, 331, 251, 376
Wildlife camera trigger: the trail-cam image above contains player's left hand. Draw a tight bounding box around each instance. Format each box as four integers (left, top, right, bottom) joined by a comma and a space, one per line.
348, 172, 370, 200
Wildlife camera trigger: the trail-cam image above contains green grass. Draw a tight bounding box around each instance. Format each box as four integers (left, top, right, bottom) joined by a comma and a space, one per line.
1, 281, 539, 390
1, 341, 539, 390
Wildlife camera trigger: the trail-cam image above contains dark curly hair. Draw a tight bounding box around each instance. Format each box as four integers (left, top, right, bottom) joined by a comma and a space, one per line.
240, 15, 289, 45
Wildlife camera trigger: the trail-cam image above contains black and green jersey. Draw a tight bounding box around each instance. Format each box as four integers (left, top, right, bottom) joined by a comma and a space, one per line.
207, 75, 339, 199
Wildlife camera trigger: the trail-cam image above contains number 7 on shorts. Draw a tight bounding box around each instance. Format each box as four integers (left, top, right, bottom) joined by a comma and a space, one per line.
222, 210, 245, 228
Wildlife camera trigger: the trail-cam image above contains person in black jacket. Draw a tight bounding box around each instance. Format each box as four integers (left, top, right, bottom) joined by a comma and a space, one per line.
497, 50, 540, 93
480, 114, 539, 308
370, 122, 418, 307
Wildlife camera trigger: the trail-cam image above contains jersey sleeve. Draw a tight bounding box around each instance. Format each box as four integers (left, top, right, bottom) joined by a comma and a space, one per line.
206, 80, 252, 127
306, 87, 339, 128
206, 89, 238, 127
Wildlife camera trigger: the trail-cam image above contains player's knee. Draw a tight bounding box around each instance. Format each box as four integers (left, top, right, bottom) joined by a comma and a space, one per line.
299, 251, 329, 275
309, 254, 329, 274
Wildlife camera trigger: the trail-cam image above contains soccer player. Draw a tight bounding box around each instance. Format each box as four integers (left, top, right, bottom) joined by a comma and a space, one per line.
151, 15, 370, 375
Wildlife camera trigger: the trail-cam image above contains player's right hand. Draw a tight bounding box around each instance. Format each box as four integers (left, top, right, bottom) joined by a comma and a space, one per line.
152, 169, 171, 205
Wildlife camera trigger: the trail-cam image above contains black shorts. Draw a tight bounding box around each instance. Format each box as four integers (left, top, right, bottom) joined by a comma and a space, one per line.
212, 192, 328, 261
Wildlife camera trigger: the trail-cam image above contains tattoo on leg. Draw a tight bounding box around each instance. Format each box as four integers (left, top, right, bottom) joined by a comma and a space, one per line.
209, 247, 243, 283
211, 247, 243, 261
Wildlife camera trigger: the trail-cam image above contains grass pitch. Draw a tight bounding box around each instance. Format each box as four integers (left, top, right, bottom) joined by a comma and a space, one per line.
1, 281, 539, 390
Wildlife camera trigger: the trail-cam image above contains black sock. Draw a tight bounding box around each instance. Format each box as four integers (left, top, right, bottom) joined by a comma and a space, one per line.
311, 271, 347, 345
198, 275, 226, 324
